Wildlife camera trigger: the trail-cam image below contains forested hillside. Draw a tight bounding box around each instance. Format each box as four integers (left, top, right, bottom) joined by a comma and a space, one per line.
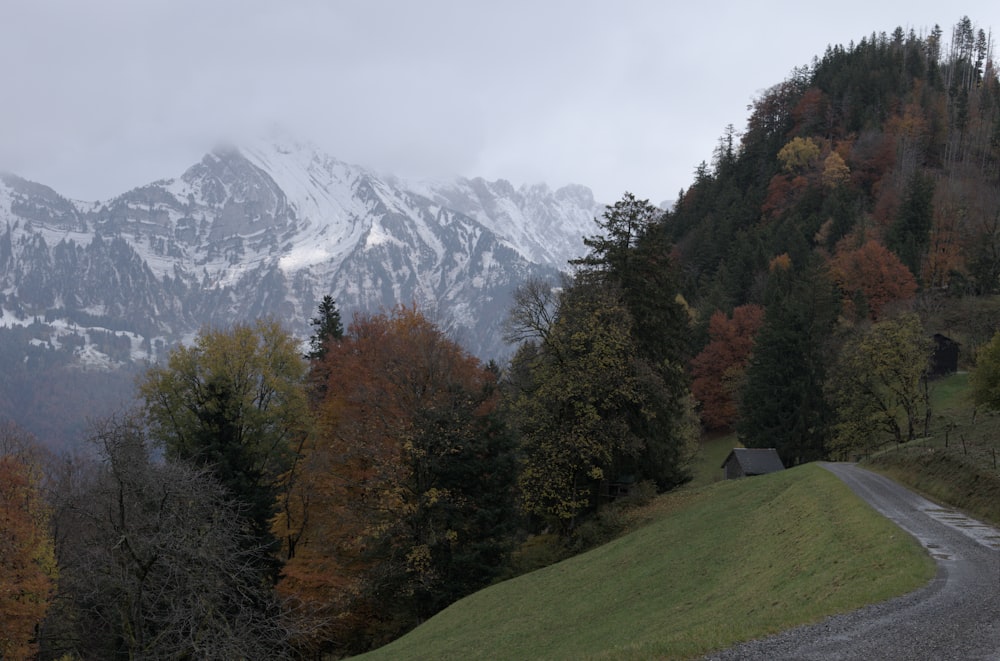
675, 17, 1000, 462
669, 19, 998, 304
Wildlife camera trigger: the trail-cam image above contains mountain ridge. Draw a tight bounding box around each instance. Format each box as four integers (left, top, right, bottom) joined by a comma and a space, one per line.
0, 139, 610, 446
1, 140, 605, 350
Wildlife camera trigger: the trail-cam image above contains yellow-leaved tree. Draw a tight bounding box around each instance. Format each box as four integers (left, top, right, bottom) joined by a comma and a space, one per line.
139, 318, 310, 584
827, 313, 934, 457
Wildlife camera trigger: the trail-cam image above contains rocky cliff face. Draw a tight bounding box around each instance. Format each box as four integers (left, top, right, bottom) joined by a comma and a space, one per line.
0, 139, 603, 372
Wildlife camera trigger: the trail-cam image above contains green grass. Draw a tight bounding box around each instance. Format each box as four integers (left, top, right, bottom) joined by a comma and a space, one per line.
505, 432, 744, 575
869, 447, 1000, 525
357, 464, 934, 661
930, 371, 970, 412
864, 371, 1000, 526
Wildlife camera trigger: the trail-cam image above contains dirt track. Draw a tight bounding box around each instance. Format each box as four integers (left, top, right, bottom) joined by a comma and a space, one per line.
704, 462, 1000, 660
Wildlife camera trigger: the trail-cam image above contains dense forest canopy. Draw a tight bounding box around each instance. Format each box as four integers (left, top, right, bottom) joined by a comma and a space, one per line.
666, 16, 1000, 461
667, 18, 1000, 311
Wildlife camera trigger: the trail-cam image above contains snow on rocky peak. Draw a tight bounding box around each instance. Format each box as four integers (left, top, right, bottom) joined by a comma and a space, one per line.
404, 175, 601, 267
0, 136, 616, 448
0, 134, 606, 360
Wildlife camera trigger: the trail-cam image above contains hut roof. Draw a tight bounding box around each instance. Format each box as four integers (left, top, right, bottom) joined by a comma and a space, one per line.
721, 448, 785, 475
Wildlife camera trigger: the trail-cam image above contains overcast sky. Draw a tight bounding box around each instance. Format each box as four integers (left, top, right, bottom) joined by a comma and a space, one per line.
1, 2, 996, 206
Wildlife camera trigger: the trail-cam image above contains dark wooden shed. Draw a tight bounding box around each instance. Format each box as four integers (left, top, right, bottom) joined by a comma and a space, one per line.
929, 334, 959, 378
721, 448, 785, 480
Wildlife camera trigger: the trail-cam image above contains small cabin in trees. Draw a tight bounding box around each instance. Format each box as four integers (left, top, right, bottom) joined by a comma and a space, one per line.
603, 474, 637, 501
721, 448, 785, 480
929, 334, 959, 378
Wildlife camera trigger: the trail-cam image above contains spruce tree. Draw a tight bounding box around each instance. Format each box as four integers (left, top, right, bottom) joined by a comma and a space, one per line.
510, 194, 697, 531
887, 171, 935, 281
307, 295, 344, 362
737, 258, 839, 465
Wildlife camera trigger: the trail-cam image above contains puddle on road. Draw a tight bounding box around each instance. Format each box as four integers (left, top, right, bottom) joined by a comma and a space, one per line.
924, 542, 954, 560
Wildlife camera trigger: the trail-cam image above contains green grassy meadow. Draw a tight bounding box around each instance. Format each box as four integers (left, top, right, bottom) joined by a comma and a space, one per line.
358, 464, 934, 660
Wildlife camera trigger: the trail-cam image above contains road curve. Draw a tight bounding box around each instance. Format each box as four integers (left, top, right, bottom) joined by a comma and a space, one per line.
704, 462, 1000, 661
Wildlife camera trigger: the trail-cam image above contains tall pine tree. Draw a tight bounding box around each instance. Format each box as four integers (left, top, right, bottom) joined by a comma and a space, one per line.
738, 257, 840, 465
509, 194, 697, 531
307, 295, 344, 362
887, 171, 935, 282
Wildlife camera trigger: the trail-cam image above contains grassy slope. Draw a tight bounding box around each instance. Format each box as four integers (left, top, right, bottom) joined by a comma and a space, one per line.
359, 464, 934, 661
866, 371, 1000, 525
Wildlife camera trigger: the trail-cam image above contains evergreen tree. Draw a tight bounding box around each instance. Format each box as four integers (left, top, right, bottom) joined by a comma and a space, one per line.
509, 282, 641, 528
622, 221, 692, 369
887, 170, 935, 281
572, 192, 659, 286
570, 194, 697, 493
307, 295, 344, 362
738, 258, 840, 465
378, 378, 518, 621
507, 274, 697, 531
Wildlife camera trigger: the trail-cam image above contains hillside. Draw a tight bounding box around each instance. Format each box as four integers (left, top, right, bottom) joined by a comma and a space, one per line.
357, 464, 933, 660
667, 18, 1000, 337
669, 17, 1000, 465
668, 20, 1000, 310
863, 371, 1000, 526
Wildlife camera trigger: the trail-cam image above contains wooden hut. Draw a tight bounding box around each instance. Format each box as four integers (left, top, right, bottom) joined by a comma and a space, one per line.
721, 448, 785, 480
929, 334, 959, 378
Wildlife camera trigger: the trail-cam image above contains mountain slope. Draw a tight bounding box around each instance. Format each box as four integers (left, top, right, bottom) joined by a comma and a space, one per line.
0, 140, 602, 354
665, 22, 1000, 314
0, 140, 604, 445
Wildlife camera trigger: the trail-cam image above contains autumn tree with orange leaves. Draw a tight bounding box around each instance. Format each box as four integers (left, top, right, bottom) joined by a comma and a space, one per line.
829, 238, 918, 320
690, 304, 765, 430
277, 306, 518, 656
0, 424, 56, 660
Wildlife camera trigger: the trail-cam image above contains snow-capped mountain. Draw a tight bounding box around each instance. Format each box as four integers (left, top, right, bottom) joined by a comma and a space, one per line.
0, 138, 603, 365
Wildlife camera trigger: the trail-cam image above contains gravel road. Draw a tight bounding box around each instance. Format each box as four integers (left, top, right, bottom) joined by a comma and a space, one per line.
704, 462, 1000, 660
